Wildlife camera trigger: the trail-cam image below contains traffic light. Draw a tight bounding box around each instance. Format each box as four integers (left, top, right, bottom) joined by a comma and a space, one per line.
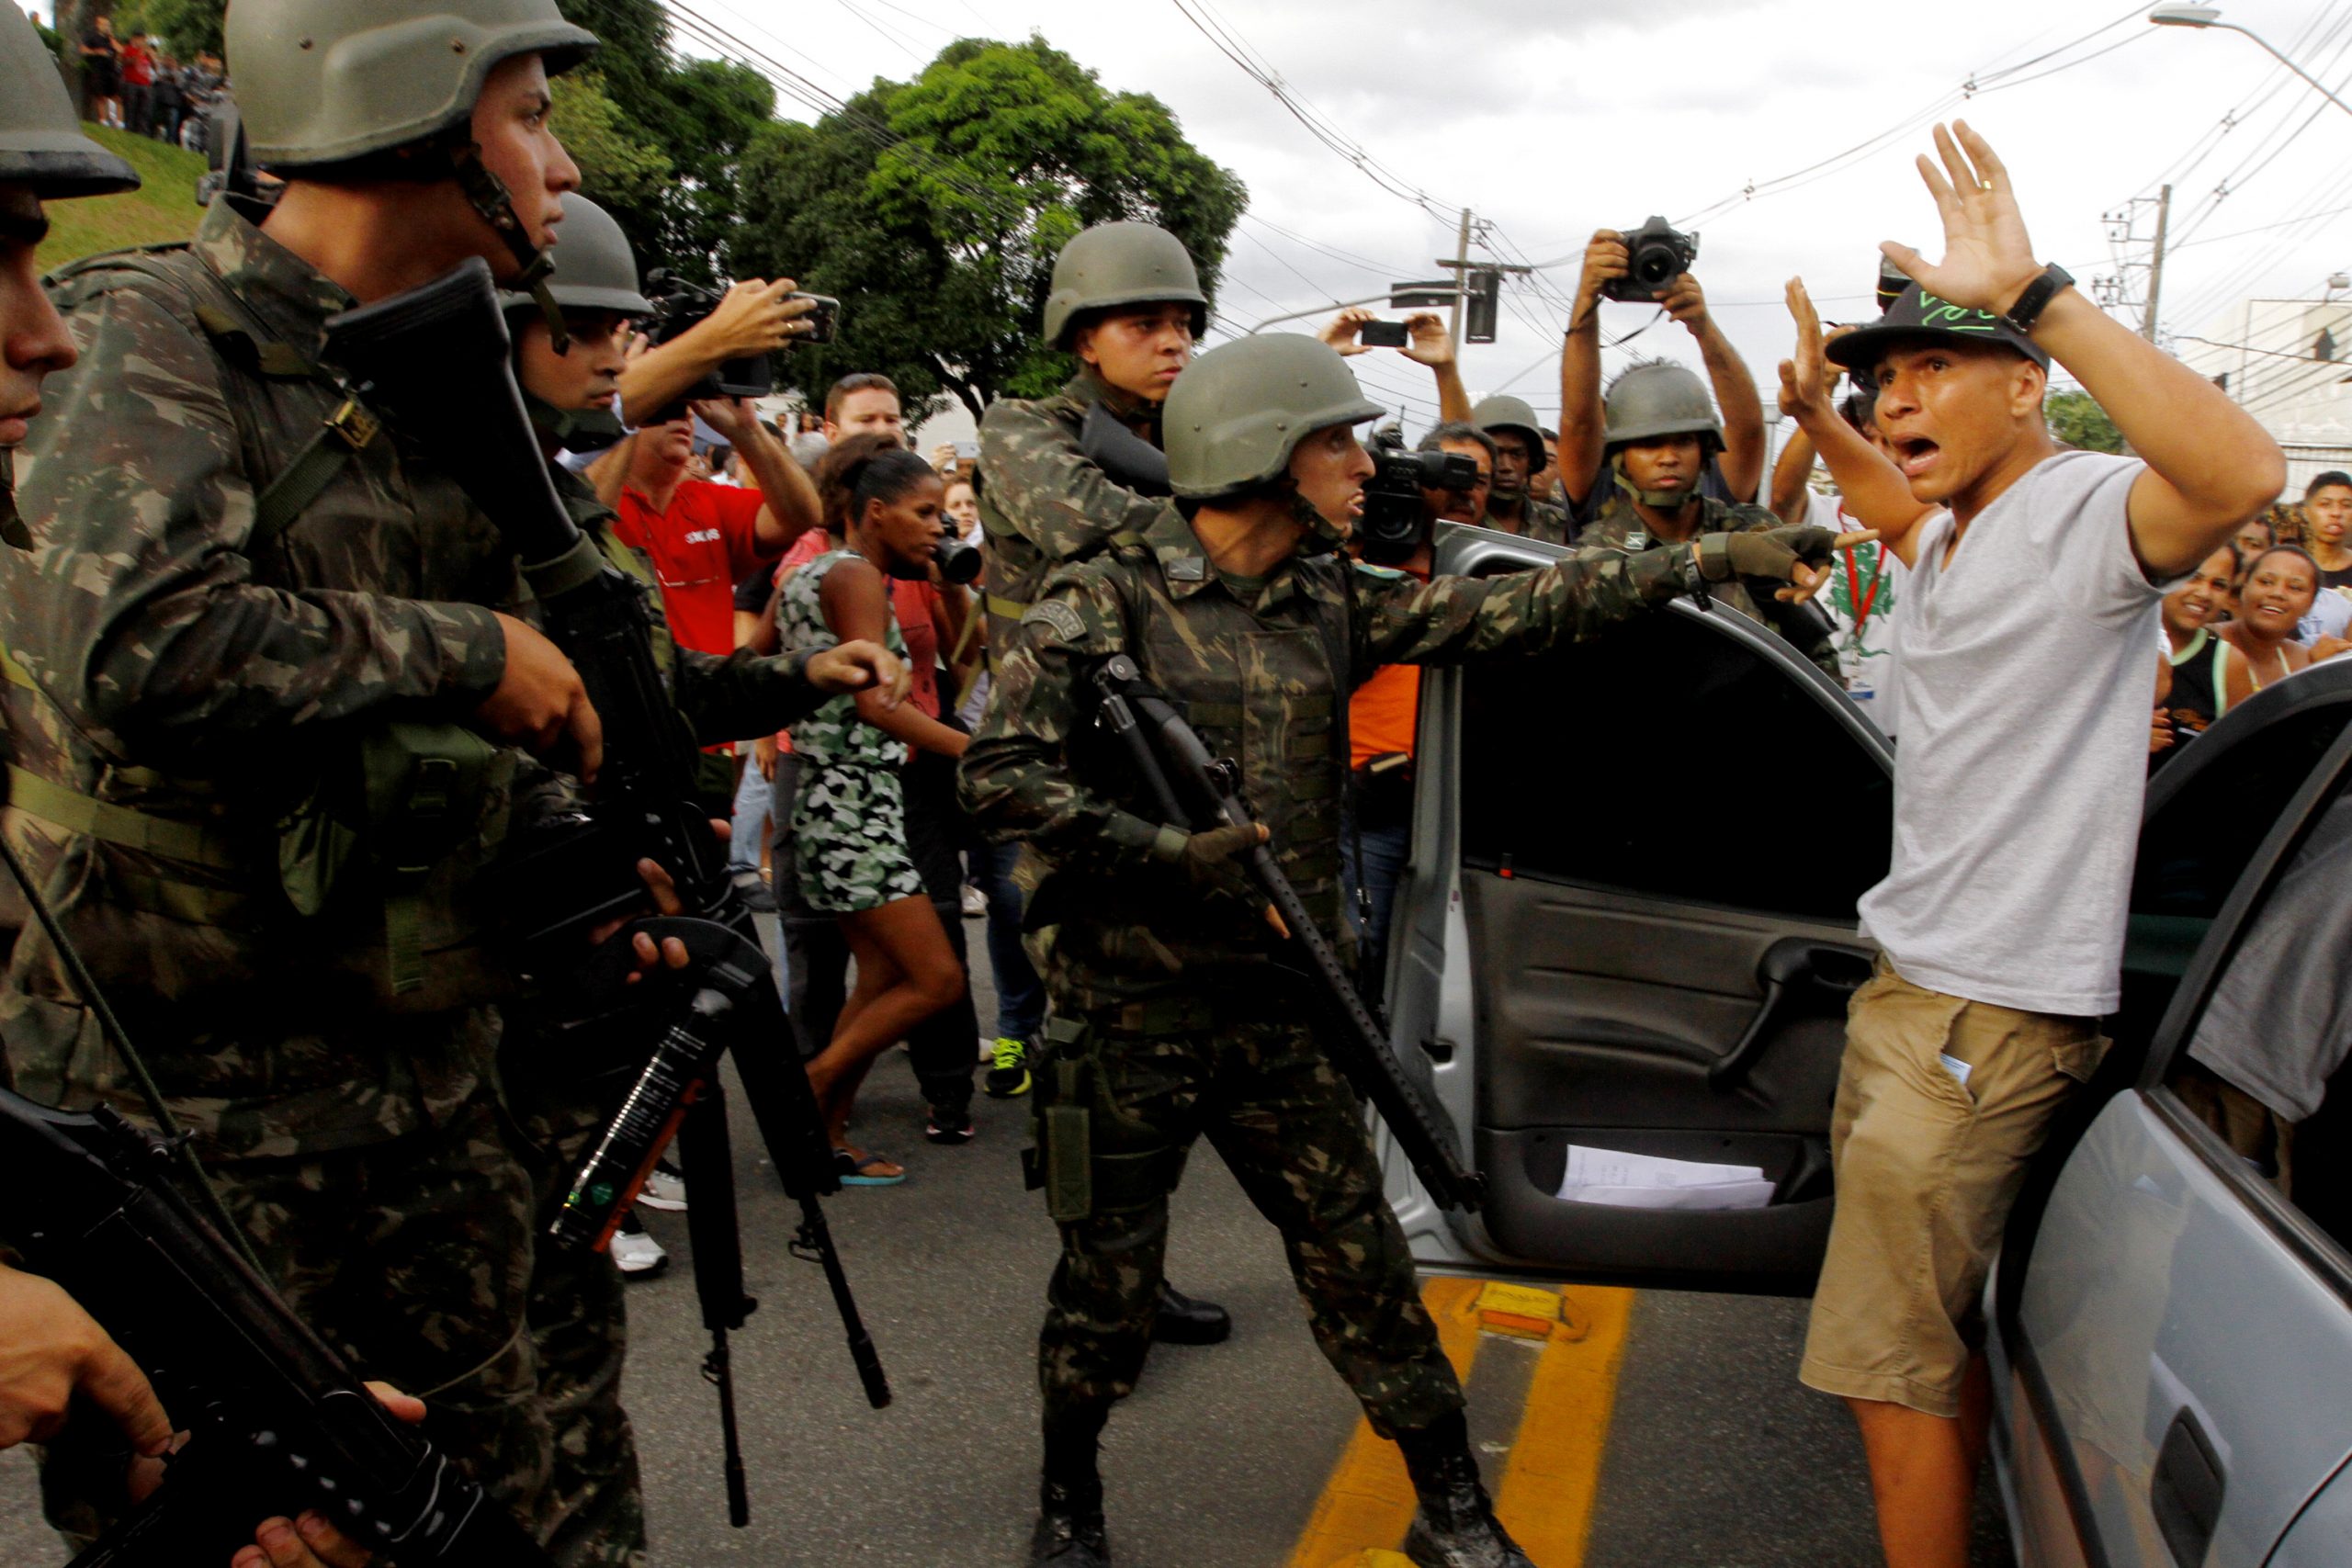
1465, 268, 1501, 344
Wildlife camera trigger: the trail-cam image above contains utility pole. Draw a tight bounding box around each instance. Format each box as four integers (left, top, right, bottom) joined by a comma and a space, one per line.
2143, 184, 2172, 343
1446, 209, 1472, 347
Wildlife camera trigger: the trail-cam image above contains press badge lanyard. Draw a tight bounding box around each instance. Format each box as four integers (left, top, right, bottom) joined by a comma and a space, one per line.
1838, 502, 1883, 639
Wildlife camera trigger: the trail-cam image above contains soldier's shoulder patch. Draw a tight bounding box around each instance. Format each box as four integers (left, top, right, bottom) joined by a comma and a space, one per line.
1351, 560, 1408, 581
1022, 599, 1089, 644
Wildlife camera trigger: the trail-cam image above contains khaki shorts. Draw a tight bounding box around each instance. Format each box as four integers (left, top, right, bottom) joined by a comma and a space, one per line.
1800, 961, 2108, 1416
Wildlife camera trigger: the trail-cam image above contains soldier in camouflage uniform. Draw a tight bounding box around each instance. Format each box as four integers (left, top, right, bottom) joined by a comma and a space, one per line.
975, 217, 1233, 1345
499, 191, 904, 1567
1575, 360, 1844, 680
0, 0, 611, 1551
1470, 393, 1572, 544
961, 333, 1840, 1568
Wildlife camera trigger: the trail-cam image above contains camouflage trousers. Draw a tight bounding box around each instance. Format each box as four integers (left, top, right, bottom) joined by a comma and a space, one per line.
522, 1119, 649, 1568
37, 1090, 553, 1548
1035, 998, 1464, 1439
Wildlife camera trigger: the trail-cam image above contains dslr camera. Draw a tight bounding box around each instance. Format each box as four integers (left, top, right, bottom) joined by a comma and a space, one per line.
1358, 429, 1479, 566
1600, 217, 1700, 303
641, 270, 842, 402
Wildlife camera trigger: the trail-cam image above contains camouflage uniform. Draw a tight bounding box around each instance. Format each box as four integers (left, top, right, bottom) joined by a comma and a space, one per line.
1482, 494, 1574, 547
2, 196, 549, 1543
1577, 487, 1843, 680
959, 501, 1688, 1436
974, 366, 1166, 657
504, 461, 832, 1568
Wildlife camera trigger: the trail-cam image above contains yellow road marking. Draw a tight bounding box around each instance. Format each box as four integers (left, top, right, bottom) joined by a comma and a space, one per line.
1493, 1286, 1635, 1562
1283, 1281, 1635, 1568
1284, 1278, 1485, 1568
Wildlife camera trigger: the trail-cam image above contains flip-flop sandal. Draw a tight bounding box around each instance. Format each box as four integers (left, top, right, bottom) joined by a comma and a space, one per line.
834, 1150, 906, 1187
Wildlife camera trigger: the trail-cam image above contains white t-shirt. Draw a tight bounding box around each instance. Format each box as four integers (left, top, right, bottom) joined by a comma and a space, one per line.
1858, 451, 2168, 1016
2299, 584, 2352, 645
1804, 491, 1909, 738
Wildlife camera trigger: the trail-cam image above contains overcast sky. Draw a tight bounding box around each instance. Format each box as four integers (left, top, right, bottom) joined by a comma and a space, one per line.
679, 0, 2352, 427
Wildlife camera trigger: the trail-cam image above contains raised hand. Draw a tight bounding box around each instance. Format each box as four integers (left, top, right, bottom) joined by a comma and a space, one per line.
1399, 311, 1453, 368
1318, 308, 1377, 357
1778, 277, 1832, 421
1881, 121, 2044, 316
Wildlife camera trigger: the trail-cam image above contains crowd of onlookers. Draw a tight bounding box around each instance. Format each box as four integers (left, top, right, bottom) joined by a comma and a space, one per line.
69, 15, 225, 150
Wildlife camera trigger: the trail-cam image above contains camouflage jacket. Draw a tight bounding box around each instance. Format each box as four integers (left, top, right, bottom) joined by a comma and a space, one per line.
1481, 494, 1574, 547
0, 197, 543, 1157
974, 366, 1163, 656
957, 502, 1686, 1010
1575, 488, 1842, 681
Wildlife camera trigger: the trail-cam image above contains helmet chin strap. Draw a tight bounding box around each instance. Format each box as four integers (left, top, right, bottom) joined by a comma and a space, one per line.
1612, 455, 1697, 513
1292, 488, 1347, 555
0, 453, 28, 550
449, 140, 570, 354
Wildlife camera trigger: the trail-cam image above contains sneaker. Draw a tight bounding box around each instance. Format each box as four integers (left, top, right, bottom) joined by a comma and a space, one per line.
611, 1211, 669, 1279
638, 1160, 688, 1212
926, 1103, 975, 1145
985, 1036, 1032, 1099
960, 883, 988, 918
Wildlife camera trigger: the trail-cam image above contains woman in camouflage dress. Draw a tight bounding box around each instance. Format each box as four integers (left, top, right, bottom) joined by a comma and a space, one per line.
776, 446, 969, 1182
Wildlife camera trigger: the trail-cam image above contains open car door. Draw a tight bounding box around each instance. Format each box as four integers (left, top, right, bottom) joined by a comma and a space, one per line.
1986, 659, 2352, 1568
1378, 525, 1893, 1294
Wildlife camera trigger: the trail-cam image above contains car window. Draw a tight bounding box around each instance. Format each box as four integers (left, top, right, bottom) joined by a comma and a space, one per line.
1456, 609, 1890, 923
2167, 783, 2352, 1256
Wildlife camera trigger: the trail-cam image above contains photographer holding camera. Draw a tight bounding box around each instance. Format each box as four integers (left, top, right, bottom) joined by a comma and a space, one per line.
614, 273, 825, 428
1560, 223, 1767, 526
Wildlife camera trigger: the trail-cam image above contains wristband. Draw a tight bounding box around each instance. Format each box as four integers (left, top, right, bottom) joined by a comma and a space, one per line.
2001, 264, 2074, 336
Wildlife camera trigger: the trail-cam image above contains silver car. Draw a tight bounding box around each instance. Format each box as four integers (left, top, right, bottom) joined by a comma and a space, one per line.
1375, 525, 2352, 1567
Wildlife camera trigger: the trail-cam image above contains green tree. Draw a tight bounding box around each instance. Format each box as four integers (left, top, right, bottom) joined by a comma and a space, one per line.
732, 35, 1246, 423
2047, 389, 2124, 454
108, 0, 223, 58
549, 68, 672, 218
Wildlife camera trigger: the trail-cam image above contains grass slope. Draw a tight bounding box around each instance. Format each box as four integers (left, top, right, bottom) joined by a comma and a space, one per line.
35, 124, 209, 272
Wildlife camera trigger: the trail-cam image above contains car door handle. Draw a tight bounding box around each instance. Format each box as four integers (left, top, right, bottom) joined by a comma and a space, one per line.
1708, 938, 1876, 1093
2152, 1407, 2225, 1568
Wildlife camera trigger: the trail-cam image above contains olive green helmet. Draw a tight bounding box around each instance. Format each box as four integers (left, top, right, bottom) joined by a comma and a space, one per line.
226, 0, 597, 169
1044, 220, 1208, 350
1601, 359, 1723, 452
1164, 333, 1383, 501
0, 3, 138, 197
500, 194, 652, 318
1471, 393, 1546, 484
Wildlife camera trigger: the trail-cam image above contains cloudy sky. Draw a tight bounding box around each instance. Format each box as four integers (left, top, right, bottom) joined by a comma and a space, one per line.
674, 0, 2351, 429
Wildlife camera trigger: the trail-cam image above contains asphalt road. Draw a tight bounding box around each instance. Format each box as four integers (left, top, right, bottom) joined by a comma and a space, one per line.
0, 911, 2016, 1566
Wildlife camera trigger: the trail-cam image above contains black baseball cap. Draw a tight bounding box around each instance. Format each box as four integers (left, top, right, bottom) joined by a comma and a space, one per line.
1826, 281, 2051, 375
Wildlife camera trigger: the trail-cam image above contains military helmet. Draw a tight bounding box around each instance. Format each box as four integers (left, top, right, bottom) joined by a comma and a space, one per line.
1471, 393, 1546, 465
1602, 360, 1724, 452
500, 194, 652, 319
227, 0, 597, 169
0, 3, 138, 197
1044, 221, 1209, 350
1164, 333, 1384, 500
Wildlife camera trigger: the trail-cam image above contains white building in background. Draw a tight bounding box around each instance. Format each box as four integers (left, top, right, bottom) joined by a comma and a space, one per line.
2180, 296, 2352, 496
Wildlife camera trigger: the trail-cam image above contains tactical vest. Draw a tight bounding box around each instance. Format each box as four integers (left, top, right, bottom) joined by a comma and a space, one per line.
4, 243, 529, 1015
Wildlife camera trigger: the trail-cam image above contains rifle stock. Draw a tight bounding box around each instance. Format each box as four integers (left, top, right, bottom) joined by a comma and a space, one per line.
1091, 658, 1487, 1213
0, 1087, 550, 1568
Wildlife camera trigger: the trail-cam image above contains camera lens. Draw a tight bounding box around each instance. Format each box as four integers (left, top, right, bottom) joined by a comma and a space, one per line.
933, 536, 983, 585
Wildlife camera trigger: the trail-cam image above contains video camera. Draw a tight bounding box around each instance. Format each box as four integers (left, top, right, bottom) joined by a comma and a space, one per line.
1358, 429, 1478, 566
641, 270, 842, 403
1600, 216, 1700, 303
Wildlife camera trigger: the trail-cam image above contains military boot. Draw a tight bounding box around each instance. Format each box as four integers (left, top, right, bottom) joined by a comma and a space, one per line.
1031, 1411, 1112, 1566
1396, 1415, 1537, 1568
1151, 1280, 1232, 1346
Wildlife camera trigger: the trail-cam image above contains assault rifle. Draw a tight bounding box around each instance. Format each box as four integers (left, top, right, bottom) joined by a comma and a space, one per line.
0, 1084, 552, 1567
322, 259, 888, 1528
1090, 656, 1487, 1213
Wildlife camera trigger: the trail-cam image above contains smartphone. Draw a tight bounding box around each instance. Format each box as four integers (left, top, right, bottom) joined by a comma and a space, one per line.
955, 441, 979, 461
1359, 319, 1409, 349
789, 292, 842, 345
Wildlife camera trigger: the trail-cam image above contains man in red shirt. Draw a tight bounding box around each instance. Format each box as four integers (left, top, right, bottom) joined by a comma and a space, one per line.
612, 396, 820, 655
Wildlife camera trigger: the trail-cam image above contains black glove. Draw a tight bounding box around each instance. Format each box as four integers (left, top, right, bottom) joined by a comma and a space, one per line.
1699, 525, 1841, 583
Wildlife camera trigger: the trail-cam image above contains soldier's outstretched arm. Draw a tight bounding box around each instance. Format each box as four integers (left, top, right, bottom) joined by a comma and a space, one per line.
978, 398, 1169, 564
1351, 544, 1689, 671
5, 288, 506, 765
669, 639, 909, 746
957, 571, 1176, 874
